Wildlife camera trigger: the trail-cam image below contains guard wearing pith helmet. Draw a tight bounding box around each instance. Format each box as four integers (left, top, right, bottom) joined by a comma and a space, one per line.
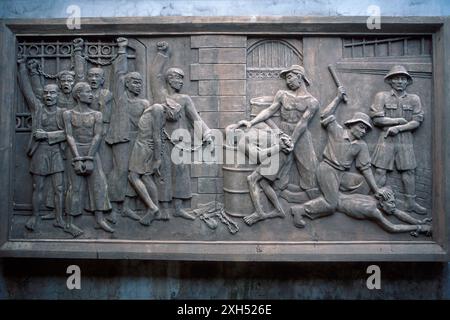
291, 86, 387, 229
344, 112, 373, 130
370, 65, 427, 215
384, 65, 413, 84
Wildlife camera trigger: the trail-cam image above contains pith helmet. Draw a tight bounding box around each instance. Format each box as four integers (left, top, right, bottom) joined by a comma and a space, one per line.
280, 65, 311, 86
344, 112, 373, 130
384, 65, 412, 84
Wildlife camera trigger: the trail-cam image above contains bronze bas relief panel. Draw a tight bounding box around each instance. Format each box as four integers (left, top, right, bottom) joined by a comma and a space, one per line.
0, 17, 448, 261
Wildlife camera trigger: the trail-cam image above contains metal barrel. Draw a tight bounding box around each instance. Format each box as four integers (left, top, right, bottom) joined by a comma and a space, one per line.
250, 95, 274, 118
222, 143, 257, 217
222, 96, 275, 217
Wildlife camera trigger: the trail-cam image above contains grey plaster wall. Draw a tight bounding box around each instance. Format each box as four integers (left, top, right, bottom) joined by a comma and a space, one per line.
1, 0, 450, 18
1, 260, 450, 299
1, 0, 450, 299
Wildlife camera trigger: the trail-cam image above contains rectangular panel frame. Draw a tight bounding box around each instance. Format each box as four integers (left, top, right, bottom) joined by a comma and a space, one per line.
0, 16, 448, 261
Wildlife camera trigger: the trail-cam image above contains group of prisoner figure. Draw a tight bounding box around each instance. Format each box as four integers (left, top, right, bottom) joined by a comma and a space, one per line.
18, 36, 432, 238
18, 38, 212, 237
233, 63, 431, 236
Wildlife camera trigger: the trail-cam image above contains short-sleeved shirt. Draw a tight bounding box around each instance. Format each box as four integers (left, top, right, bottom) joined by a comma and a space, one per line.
369, 90, 423, 171
369, 90, 424, 123
321, 115, 371, 172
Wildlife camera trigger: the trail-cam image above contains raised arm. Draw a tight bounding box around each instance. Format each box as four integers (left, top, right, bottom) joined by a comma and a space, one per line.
321, 87, 346, 120
149, 41, 170, 104
26, 59, 43, 99
17, 58, 41, 114
73, 38, 86, 83
112, 37, 128, 99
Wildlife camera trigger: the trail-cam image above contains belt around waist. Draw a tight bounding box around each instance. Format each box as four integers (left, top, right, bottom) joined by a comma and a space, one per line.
323, 158, 349, 172
280, 120, 299, 125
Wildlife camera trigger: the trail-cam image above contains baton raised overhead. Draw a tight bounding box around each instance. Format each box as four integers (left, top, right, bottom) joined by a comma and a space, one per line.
328, 64, 348, 103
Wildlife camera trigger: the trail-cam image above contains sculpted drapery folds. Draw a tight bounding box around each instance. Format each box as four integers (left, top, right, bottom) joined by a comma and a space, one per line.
105, 37, 149, 223
149, 41, 212, 220
290, 87, 386, 228
370, 65, 427, 215
128, 103, 164, 226
14, 35, 431, 241
235, 122, 294, 226
17, 57, 67, 232
72, 38, 113, 169
63, 82, 113, 236
238, 65, 319, 200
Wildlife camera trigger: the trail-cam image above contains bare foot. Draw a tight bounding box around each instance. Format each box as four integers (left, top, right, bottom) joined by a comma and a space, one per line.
41, 212, 56, 220
411, 225, 432, 237
25, 216, 37, 231
420, 224, 432, 237
122, 208, 141, 221
95, 218, 115, 233
153, 210, 170, 221
272, 208, 286, 218
64, 223, 84, 238
243, 212, 263, 226
53, 218, 66, 229
139, 211, 156, 226
173, 209, 195, 220
107, 210, 118, 224
420, 217, 432, 224
290, 206, 306, 229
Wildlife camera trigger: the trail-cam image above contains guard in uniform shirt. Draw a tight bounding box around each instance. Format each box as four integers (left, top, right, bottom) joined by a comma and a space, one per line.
370, 65, 426, 214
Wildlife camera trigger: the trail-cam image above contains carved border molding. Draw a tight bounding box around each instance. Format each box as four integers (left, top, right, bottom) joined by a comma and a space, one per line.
0, 17, 448, 261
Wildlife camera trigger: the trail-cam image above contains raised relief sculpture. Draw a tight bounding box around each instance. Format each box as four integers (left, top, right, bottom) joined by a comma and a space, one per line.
150, 42, 212, 220
56, 70, 76, 110
63, 82, 113, 236
291, 87, 386, 228
128, 103, 164, 226
370, 65, 427, 214
17, 57, 67, 231
105, 37, 148, 223
229, 122, 293, 226
190, 202, 240, 234
336, 187, 431, 236
12, 33, 434, 244
239, 65, 319, 201
72, 38, 113, 168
